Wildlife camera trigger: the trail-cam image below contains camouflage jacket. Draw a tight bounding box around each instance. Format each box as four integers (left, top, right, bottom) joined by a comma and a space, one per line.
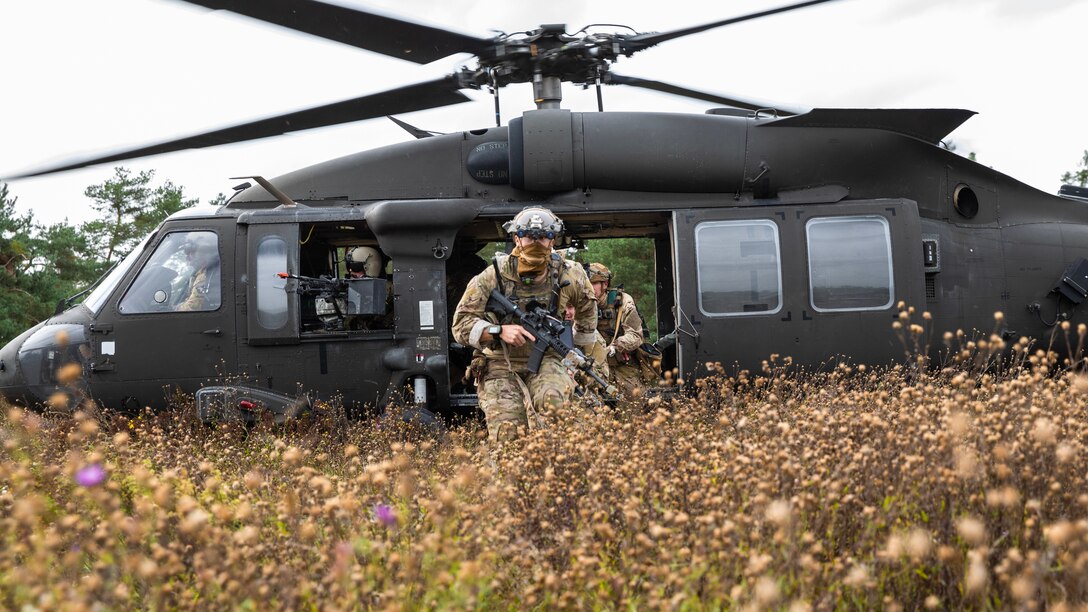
597, 290, 645, 355
177, 266, 218, 312
452, 252, 597, 361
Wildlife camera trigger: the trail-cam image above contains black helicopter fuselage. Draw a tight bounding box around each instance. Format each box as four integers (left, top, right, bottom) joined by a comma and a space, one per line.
2, 108, 1084, 417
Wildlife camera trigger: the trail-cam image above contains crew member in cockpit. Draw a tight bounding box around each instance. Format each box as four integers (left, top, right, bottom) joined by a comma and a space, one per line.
176, 234, 221, 312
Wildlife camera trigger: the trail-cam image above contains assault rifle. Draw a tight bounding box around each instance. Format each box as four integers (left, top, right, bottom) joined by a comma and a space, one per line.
486, 289, 619, 401
277, 272, 348, 301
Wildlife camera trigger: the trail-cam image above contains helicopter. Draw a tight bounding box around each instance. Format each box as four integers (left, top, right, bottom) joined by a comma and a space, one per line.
2, 0, 1088, 424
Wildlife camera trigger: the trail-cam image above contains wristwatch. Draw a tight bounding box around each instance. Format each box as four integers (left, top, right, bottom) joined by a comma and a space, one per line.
487, 324, 503, 349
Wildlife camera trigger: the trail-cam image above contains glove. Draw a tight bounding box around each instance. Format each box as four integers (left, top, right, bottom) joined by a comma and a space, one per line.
653, 331, 678, 350
606, 345, 617, 358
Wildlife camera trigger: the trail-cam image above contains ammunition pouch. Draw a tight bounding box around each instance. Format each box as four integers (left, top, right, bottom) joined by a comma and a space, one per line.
467, 354, 489, 384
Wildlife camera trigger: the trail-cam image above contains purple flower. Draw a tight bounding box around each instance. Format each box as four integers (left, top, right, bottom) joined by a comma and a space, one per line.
372, 503, 397, 528
75, 463, 107, 487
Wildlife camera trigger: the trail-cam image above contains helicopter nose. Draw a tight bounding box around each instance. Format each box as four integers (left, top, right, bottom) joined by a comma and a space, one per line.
0, 323, 90, 409
0, 324, 40, 406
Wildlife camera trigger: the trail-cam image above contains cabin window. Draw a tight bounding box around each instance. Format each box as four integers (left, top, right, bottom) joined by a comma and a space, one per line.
695, 220, 782, 316
118, 231, 221, 314
256, 236, 289, 329
806, 216, 894, 312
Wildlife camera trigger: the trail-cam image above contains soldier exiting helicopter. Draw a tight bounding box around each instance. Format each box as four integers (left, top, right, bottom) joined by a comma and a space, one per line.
587, 262, 653, 397
452, 207, 597, 442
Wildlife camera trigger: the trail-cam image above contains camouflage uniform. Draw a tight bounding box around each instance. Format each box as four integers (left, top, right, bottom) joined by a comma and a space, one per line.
176, 266, 218, 312
452, 253, 597, 441
177, 234, 220, 312
587, 331, 610, 379
598, 289, 648, 396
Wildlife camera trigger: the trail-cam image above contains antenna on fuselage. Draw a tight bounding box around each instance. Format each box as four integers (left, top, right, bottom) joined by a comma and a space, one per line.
231, 176, 297, 208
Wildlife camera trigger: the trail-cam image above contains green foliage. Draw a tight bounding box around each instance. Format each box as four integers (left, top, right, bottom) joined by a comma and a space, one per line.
30, 222, 98, 284
0, 184, 49, 341
0, 168, 199, 344
575, 237, 658, 338
474, 237, 660, 338
206, 192, 229, 207
81, 167, 198, 265
1061, 150, 1088, 187
0, 183, 32, 272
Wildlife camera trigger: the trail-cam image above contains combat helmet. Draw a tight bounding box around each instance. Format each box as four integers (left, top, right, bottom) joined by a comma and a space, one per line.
346, 246, 381, 277
586, 262, 612, 284
502, 206, 564, 240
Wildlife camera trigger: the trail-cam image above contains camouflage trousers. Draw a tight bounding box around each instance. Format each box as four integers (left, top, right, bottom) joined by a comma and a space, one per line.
609, 362, 645, 397
587, 332, 610, 379
478, 353, 575, 442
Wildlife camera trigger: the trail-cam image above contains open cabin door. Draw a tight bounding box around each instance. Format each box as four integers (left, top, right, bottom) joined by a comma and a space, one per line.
672, 199, 925, 378
236, 219, 403, 411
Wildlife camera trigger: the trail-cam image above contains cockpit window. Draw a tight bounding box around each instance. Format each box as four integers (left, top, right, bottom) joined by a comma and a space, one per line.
118, 231, 222, 314
83, 233, 152, 314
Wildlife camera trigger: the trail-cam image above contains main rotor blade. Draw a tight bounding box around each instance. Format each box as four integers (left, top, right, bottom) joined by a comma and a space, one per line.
8, 77, 470, 179
620, 0, 837, 54
606, 73, 807, 116
178, 0, 492, 64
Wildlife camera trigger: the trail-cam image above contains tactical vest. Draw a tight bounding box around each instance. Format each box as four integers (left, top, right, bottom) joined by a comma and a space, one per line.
596, 290, 623, 341
487, 253, 567, 360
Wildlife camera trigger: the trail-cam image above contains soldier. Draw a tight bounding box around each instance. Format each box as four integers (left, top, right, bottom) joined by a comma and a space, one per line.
345, 245, 381, 279
176, 233, 221, 312
315, 246, 392, 330
452, 207, 597, 442
587, 262, 648, 397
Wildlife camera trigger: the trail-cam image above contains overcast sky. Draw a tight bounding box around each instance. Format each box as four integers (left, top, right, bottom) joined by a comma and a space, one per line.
2, 0, 1086, 228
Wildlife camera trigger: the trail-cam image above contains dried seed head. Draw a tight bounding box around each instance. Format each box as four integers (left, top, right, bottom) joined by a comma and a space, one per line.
56, 362, 83, 385
843, 564, 870, 589
754, 576, 780, 606
283, 447, 303, 466
765, 499, 792, 528
244, 471, 263, 491
1045, 520, 1075, 547
957, 516, 987, 547
965, 554, 989, 594
906, 528, 932, 561
1031, 418, 1058, 445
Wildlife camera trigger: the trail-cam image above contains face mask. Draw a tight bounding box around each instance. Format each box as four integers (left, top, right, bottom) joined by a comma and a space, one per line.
511, 242, 550, 278
607, 289, 620, 306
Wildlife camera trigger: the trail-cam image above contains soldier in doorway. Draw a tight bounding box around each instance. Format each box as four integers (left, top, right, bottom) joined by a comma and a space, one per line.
452, 207, 597, 442
587, 262, 651, 397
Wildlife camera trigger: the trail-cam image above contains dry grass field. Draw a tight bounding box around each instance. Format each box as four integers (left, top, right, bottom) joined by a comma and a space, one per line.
3, 315, 1088, 609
